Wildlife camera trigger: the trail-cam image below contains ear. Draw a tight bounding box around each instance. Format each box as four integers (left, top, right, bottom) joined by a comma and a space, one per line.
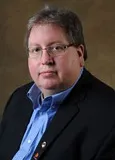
76, 44, 84, 57
76, 44, 85, 67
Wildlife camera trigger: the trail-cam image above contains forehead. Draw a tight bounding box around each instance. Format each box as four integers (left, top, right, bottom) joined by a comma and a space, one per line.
28, 24, 69, 46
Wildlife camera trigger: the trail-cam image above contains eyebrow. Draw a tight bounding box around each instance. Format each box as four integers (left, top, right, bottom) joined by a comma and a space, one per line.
28, 41, 66, 48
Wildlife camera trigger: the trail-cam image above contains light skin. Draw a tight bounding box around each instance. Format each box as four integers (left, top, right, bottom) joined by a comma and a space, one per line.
28, 24, 85, 98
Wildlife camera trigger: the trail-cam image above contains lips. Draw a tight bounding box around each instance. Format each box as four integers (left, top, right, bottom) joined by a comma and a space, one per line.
39, 71, 56, 76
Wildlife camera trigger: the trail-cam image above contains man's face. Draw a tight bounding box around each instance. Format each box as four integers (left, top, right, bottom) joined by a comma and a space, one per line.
28, 24, 84, 97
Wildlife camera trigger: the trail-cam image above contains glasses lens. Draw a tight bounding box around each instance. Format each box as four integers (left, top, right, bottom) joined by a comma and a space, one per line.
48, 44, 65, 56
29, 47, 41, 58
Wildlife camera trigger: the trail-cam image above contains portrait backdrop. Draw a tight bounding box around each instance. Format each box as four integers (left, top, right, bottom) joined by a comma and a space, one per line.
0, 0, 115, 116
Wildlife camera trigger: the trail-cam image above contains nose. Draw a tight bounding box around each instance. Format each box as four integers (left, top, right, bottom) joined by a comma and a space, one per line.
40, 49, 54, 65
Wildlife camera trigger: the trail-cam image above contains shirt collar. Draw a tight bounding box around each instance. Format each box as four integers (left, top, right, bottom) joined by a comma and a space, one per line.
27, 67, 84, 109
27, 84, 41, 106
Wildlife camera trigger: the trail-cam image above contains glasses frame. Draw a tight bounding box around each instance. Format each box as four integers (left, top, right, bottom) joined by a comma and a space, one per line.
28, 43, 75, 58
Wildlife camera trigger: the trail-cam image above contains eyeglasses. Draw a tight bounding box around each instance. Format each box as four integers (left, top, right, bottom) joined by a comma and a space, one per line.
28, 43, 74, 58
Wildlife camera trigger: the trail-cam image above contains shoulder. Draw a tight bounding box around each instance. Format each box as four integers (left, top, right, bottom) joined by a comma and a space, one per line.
6, 82, 34, 102
2, 82, 34, 115
83, 68, 115, 95
12, 81, 34, 95
90, 72, 114, 97
79, 69, 115, 105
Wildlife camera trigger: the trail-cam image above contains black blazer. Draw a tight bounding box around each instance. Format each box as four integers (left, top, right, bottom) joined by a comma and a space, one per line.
0, 69, 115, 160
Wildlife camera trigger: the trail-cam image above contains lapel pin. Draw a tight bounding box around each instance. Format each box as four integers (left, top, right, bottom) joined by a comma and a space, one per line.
33, 152, 39, 160
41, 141, 47, 148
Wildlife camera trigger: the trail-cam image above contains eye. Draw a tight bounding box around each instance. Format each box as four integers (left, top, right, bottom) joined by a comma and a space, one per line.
28, 46, 41, 53
32, 47, 41, 53
53, 45, 64, 51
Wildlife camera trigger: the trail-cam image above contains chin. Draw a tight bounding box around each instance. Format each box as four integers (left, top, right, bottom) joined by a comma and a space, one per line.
42, 84, 59, 90
37, 81, 59, 89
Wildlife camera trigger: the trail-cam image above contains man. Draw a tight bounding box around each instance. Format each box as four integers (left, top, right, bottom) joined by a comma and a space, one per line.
0, 5, 115, 160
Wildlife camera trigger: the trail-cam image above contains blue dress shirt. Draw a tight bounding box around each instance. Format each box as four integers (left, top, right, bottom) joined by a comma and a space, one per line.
12, 68, 83, 160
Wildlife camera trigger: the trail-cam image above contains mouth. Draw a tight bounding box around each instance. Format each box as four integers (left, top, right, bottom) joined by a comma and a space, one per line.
39, 71, 56, 76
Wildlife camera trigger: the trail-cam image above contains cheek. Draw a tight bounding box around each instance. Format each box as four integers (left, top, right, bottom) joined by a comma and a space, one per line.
28, 59, 37, 77
55, 58, 72, 77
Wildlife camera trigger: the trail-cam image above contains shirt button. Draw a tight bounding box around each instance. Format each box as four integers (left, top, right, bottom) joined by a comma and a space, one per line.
28, 139, 31, 144
41, 141, 47, 148
52, 106, 55, 109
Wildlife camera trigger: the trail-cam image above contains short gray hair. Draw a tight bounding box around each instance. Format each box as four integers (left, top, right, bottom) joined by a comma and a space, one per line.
25, 5, 87, 60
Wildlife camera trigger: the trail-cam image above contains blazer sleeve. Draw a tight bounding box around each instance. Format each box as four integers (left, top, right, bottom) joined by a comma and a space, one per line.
94, 125, 115, 160
0, 88, 19, 138
0, 82, 33, 138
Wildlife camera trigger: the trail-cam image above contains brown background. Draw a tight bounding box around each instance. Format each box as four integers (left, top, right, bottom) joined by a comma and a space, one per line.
0, 0, 115, 116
